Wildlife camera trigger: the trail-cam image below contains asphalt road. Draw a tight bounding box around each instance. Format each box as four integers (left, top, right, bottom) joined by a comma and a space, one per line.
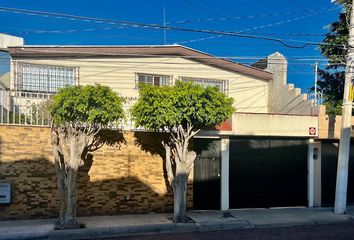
99, 223, 354, 240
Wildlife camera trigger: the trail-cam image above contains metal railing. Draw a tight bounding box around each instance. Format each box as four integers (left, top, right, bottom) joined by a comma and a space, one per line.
0, 88, 52, 126
0, 89, 138, 129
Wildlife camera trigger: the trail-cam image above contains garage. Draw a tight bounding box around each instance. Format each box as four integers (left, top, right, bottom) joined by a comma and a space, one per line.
229, 137, 308, 208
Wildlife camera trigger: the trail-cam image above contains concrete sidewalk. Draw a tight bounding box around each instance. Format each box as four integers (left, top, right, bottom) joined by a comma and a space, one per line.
0, 207, 353, 240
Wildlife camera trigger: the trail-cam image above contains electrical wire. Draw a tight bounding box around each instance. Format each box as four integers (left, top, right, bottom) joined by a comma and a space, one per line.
0, 6, 343, 49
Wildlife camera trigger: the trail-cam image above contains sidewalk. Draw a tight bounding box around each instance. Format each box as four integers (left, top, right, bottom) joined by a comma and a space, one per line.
0, 207, 353, 240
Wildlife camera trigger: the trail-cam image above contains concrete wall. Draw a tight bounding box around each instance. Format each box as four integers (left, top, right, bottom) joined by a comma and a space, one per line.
0, 125, 193, 220
0, 34, 23, 49
318, 105, 354, 139
232, 112, 318, 137
12, 57, 269, 113
266, 52, 318, 116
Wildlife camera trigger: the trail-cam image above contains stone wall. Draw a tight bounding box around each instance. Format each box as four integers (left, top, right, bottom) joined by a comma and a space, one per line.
0, 125, 193, 220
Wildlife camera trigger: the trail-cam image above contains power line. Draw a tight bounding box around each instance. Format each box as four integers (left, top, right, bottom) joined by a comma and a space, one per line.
0, 6, 343, 49
175, 6, 338, 44
170, 6, 337, 25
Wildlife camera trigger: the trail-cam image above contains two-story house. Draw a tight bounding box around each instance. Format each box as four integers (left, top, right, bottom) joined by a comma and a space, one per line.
0, 33, 325, 220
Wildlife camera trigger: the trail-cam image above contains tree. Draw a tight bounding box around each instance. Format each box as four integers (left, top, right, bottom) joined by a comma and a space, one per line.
131, 81, 234, 223
317, 0, 350, 115
50, 84, 125, 229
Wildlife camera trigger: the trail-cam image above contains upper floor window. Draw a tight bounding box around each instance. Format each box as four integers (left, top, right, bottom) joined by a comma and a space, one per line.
15, 62, 78, 93
136, 73, 172, 87
180, 77, 228, 94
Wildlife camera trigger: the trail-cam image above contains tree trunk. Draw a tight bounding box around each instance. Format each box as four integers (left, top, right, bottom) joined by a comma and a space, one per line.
63, 166, 80, 229
166, 124, 199, 223
172, 173, 188, 223
54, 159, 66, 227
51, 126, 87, 230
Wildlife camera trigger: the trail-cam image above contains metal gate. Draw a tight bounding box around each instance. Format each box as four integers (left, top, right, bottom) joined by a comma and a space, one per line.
229, 137, 308, 208
193, 138, 221, 210
321, 141, 354, 206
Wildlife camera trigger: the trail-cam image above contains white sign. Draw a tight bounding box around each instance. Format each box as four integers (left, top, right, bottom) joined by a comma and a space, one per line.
0, 182, 11, 204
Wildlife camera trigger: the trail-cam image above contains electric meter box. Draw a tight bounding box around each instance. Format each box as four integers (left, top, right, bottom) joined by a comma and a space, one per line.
0, 182, 11, 204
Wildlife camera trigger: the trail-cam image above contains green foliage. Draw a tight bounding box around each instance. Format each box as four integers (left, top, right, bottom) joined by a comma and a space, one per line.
317, 0, 350, 115
131, 81, 235, 130
324, 99, 343, 116
50, 84, 125, 126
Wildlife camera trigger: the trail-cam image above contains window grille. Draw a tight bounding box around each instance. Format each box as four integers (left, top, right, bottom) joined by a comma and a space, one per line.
15, 62, 78, 93
180, 77, 228, 94
136, 73, 172, 87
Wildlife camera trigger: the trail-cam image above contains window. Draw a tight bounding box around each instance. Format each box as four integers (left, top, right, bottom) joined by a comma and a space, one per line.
180, 77, 228, 94
15, 63, 78, 93
136, 73, 171, 87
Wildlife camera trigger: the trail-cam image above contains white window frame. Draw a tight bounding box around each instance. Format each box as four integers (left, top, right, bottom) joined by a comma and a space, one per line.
135, 73, 172, 88
179, 76, 229, 94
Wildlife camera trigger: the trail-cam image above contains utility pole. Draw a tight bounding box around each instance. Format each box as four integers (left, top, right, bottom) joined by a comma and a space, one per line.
314, 62, 318, 106
163, 7, 167, 45
334, 0, 354, 214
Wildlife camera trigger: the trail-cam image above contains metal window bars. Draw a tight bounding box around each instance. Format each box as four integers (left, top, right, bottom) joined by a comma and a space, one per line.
180, 76, 229, 95
14, 62, 78, 93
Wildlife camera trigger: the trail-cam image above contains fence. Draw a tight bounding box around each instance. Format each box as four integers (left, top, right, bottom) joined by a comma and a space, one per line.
0, 88, 137, 129
0, 88, 52, 126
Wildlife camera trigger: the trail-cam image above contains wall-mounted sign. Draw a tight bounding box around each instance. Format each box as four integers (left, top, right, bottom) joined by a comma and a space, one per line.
309, 127, 317, 136
0, 182, 11, 204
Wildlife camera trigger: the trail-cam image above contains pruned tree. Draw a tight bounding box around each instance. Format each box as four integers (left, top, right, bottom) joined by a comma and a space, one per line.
49, 84, 125, 229
131, 81, 234, 223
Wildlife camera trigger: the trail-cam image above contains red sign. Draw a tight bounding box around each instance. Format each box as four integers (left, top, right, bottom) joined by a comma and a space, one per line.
309, 127, 316, 136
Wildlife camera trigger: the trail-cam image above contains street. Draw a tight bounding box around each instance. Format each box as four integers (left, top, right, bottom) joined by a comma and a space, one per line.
101, 223, 354, 240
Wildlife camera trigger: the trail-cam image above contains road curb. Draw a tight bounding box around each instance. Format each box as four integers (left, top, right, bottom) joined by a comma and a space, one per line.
0, 232, 49, 240
47, 220, 254, 240
48, 223, 197, 240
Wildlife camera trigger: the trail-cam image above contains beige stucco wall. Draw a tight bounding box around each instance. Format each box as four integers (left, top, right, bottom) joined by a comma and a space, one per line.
233, 112, 318, 137
12, 57, 269, 113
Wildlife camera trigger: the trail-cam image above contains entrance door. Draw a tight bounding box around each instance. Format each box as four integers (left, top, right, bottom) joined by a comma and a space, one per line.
193, 138, 221, 210
229, 138, 308, 208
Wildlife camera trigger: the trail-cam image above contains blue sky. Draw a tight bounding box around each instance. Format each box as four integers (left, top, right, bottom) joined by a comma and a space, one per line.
0, 0, 342, 91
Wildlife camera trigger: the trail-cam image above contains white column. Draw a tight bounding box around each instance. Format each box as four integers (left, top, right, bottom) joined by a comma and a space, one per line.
308, 140, 322, 207
313, 142, 322, 207
221, 137, 230, 210
308, 139, 315, 207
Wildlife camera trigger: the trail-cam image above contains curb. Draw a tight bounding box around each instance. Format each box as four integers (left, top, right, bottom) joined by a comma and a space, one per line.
48, 220, 253, 240
1, 217, 352, 240
48, 223, 197, 240
0, 232, 48, 240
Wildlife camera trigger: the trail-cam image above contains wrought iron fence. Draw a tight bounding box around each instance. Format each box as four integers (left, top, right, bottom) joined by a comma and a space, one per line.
0, 88, 52, 126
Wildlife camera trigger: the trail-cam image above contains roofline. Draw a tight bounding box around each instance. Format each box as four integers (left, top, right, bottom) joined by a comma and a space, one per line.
7, 45, 273, 80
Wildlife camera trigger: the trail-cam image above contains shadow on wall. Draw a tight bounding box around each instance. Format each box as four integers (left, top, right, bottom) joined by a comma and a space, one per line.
133, 131, 170, 191
0, 130, 181, 220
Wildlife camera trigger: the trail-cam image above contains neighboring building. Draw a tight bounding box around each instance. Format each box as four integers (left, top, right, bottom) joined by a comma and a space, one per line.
0, 35, 327, 220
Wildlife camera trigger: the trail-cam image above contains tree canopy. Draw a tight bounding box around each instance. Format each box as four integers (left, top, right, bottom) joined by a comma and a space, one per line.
317, 0, 350, 115
50, 84, 125, 127
131, 81, 235, 130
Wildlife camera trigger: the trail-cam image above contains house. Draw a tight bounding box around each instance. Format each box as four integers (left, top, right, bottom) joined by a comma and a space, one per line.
0, 33, 325, 220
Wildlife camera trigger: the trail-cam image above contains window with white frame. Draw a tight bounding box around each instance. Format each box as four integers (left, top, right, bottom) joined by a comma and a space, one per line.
180, 77, 228, 94
15, 63, 78, 93
136, 73, 172, 87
